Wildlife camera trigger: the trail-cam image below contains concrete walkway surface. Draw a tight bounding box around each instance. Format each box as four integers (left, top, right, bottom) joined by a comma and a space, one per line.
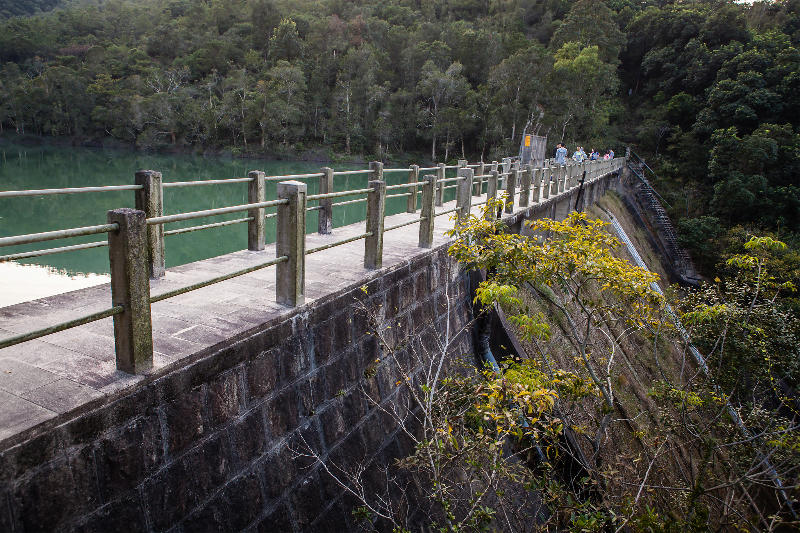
0, 197, 483, 443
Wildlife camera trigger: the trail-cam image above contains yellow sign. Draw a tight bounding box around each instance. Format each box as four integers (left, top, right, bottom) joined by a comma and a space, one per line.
524, 135, 531, 147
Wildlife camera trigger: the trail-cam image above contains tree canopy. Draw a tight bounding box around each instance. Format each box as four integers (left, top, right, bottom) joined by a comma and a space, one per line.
1, 0, 799, 275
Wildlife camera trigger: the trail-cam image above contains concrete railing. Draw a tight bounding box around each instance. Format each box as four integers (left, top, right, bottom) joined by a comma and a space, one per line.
0, 157, 625, 375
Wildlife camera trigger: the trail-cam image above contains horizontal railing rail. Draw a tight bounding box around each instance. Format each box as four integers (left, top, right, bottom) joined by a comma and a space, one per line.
306, 188, 373, 201
150, 256, 289, 304
163, 217, 253, 236
0, 240, 109, 262
146, 199, 289, 226
0, 157, 626, 377
0, 185, 143, 198
0, 223, 120, 248
0, 306, 124, 350
162, 177, 253, 188
306, 232, 373, 255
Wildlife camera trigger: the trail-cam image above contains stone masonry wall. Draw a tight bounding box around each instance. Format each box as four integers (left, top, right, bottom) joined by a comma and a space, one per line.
0, 246, 474, 533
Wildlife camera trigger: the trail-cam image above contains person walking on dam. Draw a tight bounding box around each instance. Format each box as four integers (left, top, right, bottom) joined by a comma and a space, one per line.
555, 143, 568, 165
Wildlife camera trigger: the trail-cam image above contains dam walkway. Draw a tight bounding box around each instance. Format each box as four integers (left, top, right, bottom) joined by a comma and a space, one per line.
0, 158, 623, 444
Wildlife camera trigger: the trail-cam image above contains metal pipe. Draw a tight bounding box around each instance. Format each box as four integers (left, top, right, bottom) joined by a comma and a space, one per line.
0, 306, 123, 350
386, 193, 413, 199
0, 241, 108, 262
307, 188, 373, 201
265, 173, 325, 181
331, 170, 374, 176
331, 198, 367, 208
163, 177, 252, 188
306, 232, 373, 255
0, 223, 120, 248
146, 199, 288, 226
385, 183, 418, 191
384, 217, 424, 232
435, 207, 459, 217
150, 256, 288, 304
0, 185, 142, 198
163, 217, 252, 236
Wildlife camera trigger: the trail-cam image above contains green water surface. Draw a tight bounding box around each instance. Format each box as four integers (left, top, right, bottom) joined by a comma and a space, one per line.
0, 143, 457, 278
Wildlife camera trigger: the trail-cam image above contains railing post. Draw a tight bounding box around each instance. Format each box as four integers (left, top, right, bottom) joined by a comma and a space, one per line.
557, 165, 566, 193
502, 157, 511, 175
456, 167, 473, 222
567, 164, 573, 189
407, 164, 419, 213
550, 167, 558, 197
519, 165, 531, 207
475, 162, 485, 196
134, 170, 164, 279
504, 167, 517, 214
318, 167, 334, 234
365, 180, 386, 269
107, 208, 153, 374
435, 163, 445, 206
486, 170, 500, 220
419, 174, 436, 248
369, 161, 384, 182
276, 181, 306, 307
531, 167, 541, 203
247, 171, 266, 250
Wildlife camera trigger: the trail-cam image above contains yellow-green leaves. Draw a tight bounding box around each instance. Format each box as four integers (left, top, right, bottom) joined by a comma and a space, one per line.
475, 282, 521, 307
450, 210, 664, 327
682, 303, 728, 325
508, 313, 551, 341
744, 235, 787, 254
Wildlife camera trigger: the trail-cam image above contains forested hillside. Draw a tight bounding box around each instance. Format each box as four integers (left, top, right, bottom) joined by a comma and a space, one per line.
0, 0, 631, 162
1, 0, 799, 274
0, 0, 63, 19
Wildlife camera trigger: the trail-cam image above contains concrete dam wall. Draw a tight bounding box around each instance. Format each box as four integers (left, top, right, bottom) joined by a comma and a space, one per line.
0, 247, 473, 533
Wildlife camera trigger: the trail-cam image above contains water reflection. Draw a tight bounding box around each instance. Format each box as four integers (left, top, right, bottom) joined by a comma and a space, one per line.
0, 262, 110, 308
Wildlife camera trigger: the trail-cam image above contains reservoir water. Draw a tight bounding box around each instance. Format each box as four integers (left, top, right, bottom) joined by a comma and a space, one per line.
0, 143, 457, 307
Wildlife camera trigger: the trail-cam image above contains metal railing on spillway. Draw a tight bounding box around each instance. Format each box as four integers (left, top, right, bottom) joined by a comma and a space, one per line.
0, 157, 626, 374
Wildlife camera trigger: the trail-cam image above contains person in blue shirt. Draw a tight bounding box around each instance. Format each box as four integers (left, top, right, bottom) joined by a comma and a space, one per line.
572, 146, 586, 162
555, 143, 568, 165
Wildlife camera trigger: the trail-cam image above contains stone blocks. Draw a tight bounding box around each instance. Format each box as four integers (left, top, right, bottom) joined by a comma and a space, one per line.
0, 246, 473, 532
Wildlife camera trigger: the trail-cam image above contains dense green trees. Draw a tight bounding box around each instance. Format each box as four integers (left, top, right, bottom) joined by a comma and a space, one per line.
0, 0, 62, 19
1, 0, 799, 271
621, 1, 800, 277
0, 0, 626, 160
